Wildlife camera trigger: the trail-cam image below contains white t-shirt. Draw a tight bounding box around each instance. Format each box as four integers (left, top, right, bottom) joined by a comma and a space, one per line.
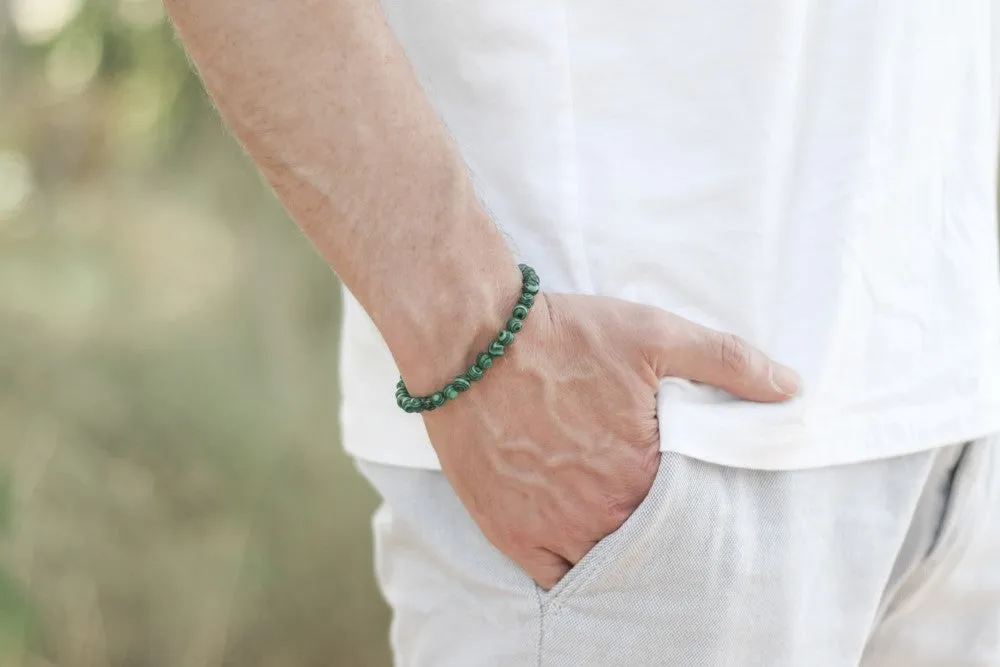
341, 0, 1000, 470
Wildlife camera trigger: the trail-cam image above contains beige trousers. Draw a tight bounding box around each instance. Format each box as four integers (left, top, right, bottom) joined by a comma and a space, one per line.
358, 436, 999, 666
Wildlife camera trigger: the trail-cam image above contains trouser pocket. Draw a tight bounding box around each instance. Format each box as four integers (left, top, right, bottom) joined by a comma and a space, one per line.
536, 452, 680, 609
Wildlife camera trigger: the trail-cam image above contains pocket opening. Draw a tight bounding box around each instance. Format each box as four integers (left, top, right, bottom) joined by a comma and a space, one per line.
538, 452, 678, 607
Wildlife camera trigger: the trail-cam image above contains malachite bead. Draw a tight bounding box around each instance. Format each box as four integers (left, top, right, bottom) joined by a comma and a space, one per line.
394, 263, 538, 414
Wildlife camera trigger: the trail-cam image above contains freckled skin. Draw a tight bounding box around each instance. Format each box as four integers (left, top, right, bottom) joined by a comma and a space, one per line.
423, 292, 798, 589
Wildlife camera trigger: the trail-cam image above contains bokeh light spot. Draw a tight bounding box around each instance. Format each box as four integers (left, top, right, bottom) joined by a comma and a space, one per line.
45, 29, 104, 95
10, 0, 84, 44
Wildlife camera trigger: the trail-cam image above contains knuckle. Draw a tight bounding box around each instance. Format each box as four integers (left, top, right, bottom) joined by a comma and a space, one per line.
718, 333, 752, 375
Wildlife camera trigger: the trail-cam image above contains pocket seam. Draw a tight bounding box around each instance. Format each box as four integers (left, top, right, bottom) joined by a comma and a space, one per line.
538, 453, 674, 609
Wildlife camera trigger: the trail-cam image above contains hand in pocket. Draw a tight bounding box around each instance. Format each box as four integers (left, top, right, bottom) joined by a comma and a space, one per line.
422, 292, 800, 590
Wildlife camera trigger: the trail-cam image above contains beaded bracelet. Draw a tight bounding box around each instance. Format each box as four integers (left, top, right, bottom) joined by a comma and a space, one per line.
395, 263, 539, 413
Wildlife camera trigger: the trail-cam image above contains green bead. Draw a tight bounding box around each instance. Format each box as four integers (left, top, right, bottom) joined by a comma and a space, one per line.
395, 264, 539, 414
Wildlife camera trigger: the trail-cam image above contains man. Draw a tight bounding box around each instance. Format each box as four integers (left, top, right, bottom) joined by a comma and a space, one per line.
165, 1, 1000, 664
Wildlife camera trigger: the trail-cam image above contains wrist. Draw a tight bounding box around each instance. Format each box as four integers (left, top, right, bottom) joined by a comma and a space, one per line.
383, 260, 525, 395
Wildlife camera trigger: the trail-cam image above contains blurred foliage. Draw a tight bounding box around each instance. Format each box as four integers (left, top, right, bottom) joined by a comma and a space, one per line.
0, 0, 391, 665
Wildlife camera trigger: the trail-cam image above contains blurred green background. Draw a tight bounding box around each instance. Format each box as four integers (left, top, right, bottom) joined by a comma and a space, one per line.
0, 0, 392, 665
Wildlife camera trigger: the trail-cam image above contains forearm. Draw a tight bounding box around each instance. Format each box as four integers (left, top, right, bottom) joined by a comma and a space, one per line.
164, 0, 520, 390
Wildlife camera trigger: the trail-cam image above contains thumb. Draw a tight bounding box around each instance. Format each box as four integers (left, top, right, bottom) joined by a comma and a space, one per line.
648, 312, 801, 402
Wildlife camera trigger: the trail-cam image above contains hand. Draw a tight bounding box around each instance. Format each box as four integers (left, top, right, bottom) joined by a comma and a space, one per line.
422, 292, 800, 590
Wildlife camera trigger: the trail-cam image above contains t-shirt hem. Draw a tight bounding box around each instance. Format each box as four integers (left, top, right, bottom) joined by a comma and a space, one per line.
657, 403, 1000, 471
342, 401, 1000, 472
